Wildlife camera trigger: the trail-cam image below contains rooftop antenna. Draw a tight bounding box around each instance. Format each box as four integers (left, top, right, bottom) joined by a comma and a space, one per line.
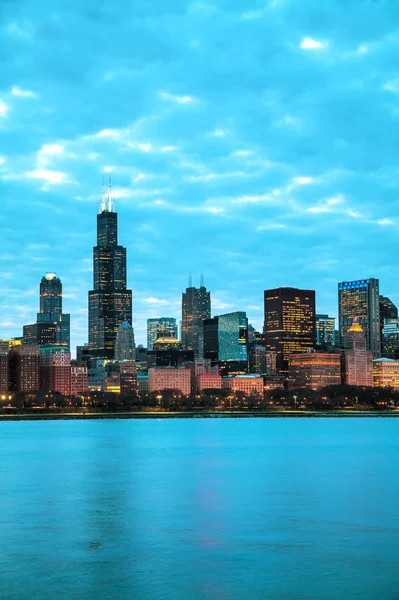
200, 272, 204, 287
99, 174, 106, 213
189, 273, 192, 288
107, 174, 114, 212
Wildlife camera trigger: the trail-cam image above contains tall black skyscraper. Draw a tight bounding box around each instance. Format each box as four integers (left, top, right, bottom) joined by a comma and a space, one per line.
88, 184, 132, 360
181, 277, 211, 359
23, 273, 70, 348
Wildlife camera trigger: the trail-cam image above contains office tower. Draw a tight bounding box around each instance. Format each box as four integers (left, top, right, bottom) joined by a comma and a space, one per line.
338, 278, 380, 358
203, 317, 219, 364
264, 287, 316, 373
343, 319, 373, 386
373, 358, 399, 389
115, 320, 135, 361
71, 366, 89, 395
135, 345, 148, 372
8, 345, 40, 392
181, 279, 211, 359
288, 353, 341, 390
120, 362, 138, 395
40, 346, 71, 395
218, 311, 248, 374
147, 318, 178, 351
147, 332, 194, 369
88, 183, 132, 360
148, 367, 191, 396
23, 273, 70, 348
76, 344, 91, 367
382, 320, 399, 358
0, 341, 9, 393
316, 314, 336, 349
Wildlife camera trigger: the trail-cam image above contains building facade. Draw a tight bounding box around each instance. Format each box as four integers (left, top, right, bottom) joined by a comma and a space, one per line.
147, 318, 178, 351
148, 367, 191, 396
0, 341, 9, 393
114, 320, 135, 361
120, 361, 138, 395
373, 358, 399, 389
288, 353, 341, 390
264, 287, 316, 373
203, 317, 219, 364
218, 311, 248, 374
181, 283, 211, 359
8, 345, 40, 392
316, 314, 336, 348
71, 366, 89, 395
338, 279, 380, 357
222, 375, 264, 395
88, 187, 132, 360
39, 346, 71, 395
343, 319, 373, 387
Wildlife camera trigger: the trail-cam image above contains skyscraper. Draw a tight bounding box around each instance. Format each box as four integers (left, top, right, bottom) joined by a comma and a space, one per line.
8, 345, 40, 392
147, 317, 178, 351
39, 346, 71, 395
315, 314, 336, 349
88, 183, 132, 360
203, 317, 219, 364
115, 320, 135, 361
218, 311, 248, 374
181, 280, 211, 359
264, 287, 316, 373
343, 319, 373, 386
338, 278, 380, 357
23, 273, 70, 348
0, 341, 9, 393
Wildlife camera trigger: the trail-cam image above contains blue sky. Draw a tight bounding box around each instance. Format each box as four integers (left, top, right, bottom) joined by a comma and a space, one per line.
1, 0, 399, 349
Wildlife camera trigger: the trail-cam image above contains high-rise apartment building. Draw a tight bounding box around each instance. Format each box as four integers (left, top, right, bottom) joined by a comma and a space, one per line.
343, 319, 373, 386
0, 341, 9, 393
88, 185, 132, 360
373, 358, 399, 389
114, 320, 135, 361
181, 281, 211, 359
338, 278, 380, 357
39, 346, 71, 395
71, 366, 89, 395
316, 314, 336, 348
8, 345, 40, 392
264, 287, 316, 373
203, 317, 219, 364
147, 318, 178, 351
120, 361, 138, 395
23, 273, 70, 348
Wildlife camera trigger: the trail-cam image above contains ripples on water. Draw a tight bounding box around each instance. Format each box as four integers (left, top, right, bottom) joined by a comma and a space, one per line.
1, 418, 399, 600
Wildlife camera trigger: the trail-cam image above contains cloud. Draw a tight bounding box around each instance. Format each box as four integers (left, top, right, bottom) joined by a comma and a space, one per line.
0, 100, 9, 117
159, 91, 196, 104
143, 297, 169, 304
377, 218, 394, 226
25, 169, 69, 185
11, 87, 38, 98
300, 37, 328, 50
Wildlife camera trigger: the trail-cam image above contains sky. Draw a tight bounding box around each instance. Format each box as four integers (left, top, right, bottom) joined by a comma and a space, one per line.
1, 0, 399, 350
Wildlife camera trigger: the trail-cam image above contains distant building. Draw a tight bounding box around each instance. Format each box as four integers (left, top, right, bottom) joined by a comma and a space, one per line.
249, 345, 277, 375
137, 375, 149, 395
88, 362, 107, 392
338, 278, 380, 357
264, 287, 316, 373
114, 320, 135, 361
135, 345, 148, 372
9, 345, 40, 392
71, 366, 88, 395
88, 186, 132, 360
148, 332, 194, 369
203, 317, 219, 364
382, 319, 399, 359
120, 361, 138, 395
148, 367, 191, 396
218, 311, 248, 374
316, 314, 336, 348
373, 358, 399, 390
288, 353, 341, 390
147, 318, 178, 351
23, 273, 70, 349
195, 374, 223, 392
222, 375, 264, 395
39, 346, 71, 395
181, 281, 211, 359
0, 341, 9, 393
343, 319, 373, 387
190, 359, 221, 391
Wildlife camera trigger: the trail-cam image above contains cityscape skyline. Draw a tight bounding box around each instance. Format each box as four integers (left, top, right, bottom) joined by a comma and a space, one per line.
0, 194, 397, 353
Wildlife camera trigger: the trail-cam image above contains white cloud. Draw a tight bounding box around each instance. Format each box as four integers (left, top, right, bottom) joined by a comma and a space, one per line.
0, 156, 6, 166
232, 150, 253, 157
209, 128, 228, 137
11, 86, 38, 98
377, 218, 394, 226
257, 223, 287, 230
25, 169, 69, 185
0, 100, 9, 117
300, 37, 328, 50
293, 176, 313, 185
307, 194, 345, 213
159, 91, 196, 104
144, 297, 168, 304
383, 79, 399, 93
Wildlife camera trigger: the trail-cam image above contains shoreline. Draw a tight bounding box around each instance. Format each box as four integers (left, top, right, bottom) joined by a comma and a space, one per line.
1, 410, 399, 421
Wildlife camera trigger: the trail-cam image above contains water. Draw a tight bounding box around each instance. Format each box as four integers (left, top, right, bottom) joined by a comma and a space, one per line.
1, 418, 399, 600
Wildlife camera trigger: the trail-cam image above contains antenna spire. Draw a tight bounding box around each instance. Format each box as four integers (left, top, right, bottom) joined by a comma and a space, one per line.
99, 174, 107, 213
107, 175, 114, 212
189, 273, 192, 288
200, 272, 204, 287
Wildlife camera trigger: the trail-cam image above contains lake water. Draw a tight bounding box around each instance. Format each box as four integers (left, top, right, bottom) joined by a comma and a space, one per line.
1, 417, 399, 599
